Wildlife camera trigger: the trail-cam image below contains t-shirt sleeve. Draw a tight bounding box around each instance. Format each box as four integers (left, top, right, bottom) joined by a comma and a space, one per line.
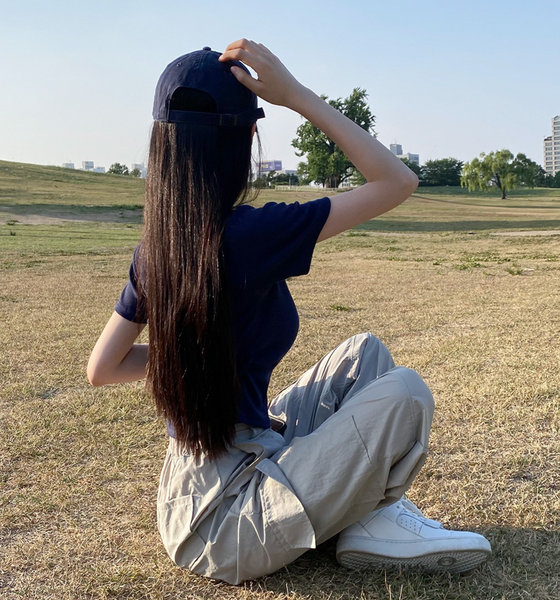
227, 197, 331, 288
114, 246, 147, 323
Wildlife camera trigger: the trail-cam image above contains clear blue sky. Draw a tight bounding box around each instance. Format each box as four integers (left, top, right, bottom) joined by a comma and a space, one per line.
1, 0, 559, 171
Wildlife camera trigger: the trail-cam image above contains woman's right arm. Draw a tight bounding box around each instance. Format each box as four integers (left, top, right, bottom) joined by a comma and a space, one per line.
287, 89, 418, 242
87, 311, 147, 386
220, 40, 418, 242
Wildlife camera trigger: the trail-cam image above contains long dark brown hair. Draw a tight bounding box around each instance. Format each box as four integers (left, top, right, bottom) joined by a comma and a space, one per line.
139, 89, 256, 459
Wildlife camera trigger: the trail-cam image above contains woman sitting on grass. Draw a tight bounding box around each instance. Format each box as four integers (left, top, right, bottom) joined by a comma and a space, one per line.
87, 40, 491, 584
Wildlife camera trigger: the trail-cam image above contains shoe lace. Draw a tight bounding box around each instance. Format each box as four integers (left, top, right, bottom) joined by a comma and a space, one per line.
399, 498, 444, 529
400, 498, 426, 517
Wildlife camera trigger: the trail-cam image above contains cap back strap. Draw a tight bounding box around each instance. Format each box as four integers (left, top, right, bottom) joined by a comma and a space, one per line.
165, 107, 265, 127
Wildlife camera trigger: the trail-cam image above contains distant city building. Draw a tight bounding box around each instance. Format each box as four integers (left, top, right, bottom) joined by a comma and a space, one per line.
259, 160, 282, 173
543, 115, 560, 176
398, 152, 420, 165
390, 143, 419, 165
93, 167, 105, 173
62, 162, 74, 169
82, 161, 94, 171
131, 163, 147, 178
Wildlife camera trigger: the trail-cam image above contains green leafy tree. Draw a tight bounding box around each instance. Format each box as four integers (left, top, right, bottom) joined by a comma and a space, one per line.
540, 171, 560, 188
271, 172, 299, 186
422, 158, 463, 186
252, 176, 267, 189
108, 162, 129, 176
512, 154, 544, 188
253, 170, 278, 189
541, 171, 557, 187
292, 88, 375, 188
461, 150, 541, 199
129, 168, 141, 178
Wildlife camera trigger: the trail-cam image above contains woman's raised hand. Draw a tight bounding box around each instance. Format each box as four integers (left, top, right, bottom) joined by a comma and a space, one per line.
219, 39, 304, 109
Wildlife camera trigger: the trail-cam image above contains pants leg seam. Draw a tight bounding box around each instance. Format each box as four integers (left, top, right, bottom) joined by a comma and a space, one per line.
351, 414, 384, 491
397, 368, 418, 430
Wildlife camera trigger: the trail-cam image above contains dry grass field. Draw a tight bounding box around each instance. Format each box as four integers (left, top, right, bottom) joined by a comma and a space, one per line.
1, 161, 560, 599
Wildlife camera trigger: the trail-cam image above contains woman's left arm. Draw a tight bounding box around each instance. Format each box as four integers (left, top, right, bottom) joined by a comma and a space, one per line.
87, 311, 148, 386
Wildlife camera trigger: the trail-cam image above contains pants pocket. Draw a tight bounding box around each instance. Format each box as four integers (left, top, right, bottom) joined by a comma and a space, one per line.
157, 494, 205, 569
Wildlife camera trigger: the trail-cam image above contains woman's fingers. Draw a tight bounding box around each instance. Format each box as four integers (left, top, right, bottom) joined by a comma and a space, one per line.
219, 47, 255, 66
222, 38, 256, 52
220, 39, 302, 108
229, 66, 261, 94
219, 39, 262, 67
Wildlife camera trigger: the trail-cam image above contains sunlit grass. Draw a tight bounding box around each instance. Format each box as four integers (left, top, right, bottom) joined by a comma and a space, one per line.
1, 162, 559, 599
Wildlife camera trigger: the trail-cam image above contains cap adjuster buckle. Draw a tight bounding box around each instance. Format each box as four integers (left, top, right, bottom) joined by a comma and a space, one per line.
219, 114, 238, 127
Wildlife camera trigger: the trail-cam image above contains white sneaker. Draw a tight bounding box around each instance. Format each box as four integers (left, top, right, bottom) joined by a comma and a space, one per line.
336, 498, 491, 574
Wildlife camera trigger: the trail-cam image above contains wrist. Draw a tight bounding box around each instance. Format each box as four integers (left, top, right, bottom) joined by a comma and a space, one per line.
287, 84, 318, 115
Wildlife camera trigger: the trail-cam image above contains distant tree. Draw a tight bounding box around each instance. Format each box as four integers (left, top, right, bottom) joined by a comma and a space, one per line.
292, 88, 375, 188
535, 167, 550, 187
296, 162, 313, 186
129, 168, 141, 178
271, 172, 299, 186
422, 158, 463, 186
253, 170, 277, 189
108, 162, 129, 176
461, 150, 541, 199
512, 154, 545, 188
539, 171, 560, 188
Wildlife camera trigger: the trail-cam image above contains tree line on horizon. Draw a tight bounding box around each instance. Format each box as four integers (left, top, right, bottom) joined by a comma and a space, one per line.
291, 88, 560, 197
107, 163, 142, 178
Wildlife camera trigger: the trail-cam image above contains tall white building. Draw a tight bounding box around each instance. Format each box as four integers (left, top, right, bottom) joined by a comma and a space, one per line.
390, 142, 419, 165
131, 163, 147, 178
543, 115, 560, 176
399, 152, 420, 165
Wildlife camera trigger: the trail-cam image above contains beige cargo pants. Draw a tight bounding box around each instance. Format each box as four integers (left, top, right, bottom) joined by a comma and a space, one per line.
157, 333, 434, 584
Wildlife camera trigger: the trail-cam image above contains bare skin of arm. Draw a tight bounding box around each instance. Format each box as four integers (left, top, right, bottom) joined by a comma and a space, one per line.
219, 39, 418, 242
87, 312, 147, 385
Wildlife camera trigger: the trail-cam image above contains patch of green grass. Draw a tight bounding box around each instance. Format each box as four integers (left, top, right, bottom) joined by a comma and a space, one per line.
344, 230, 369, 237
0, 222, 142, 257
0, 160, 145, 207
415, 185, 560, 202
329, 304, 352, 311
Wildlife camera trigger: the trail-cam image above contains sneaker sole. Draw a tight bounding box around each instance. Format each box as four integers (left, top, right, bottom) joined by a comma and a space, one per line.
337, 548, 490, 574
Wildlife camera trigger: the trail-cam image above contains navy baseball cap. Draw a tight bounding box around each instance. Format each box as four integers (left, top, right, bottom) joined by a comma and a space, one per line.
152, 47, 265, 127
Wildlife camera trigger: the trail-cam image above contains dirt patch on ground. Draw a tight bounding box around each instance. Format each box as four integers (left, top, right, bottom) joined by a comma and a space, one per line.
1, 208, 143, 225
490, 230, 560, 236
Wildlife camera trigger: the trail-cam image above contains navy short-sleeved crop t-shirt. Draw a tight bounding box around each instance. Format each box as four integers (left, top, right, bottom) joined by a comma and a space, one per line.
115, 197, 331, 429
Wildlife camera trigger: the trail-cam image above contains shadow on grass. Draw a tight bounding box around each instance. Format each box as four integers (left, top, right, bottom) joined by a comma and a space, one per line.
253, 527, 560, 600
356, 219, 560, 233
0, 203, 143, 223
413, 195, 560, 210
